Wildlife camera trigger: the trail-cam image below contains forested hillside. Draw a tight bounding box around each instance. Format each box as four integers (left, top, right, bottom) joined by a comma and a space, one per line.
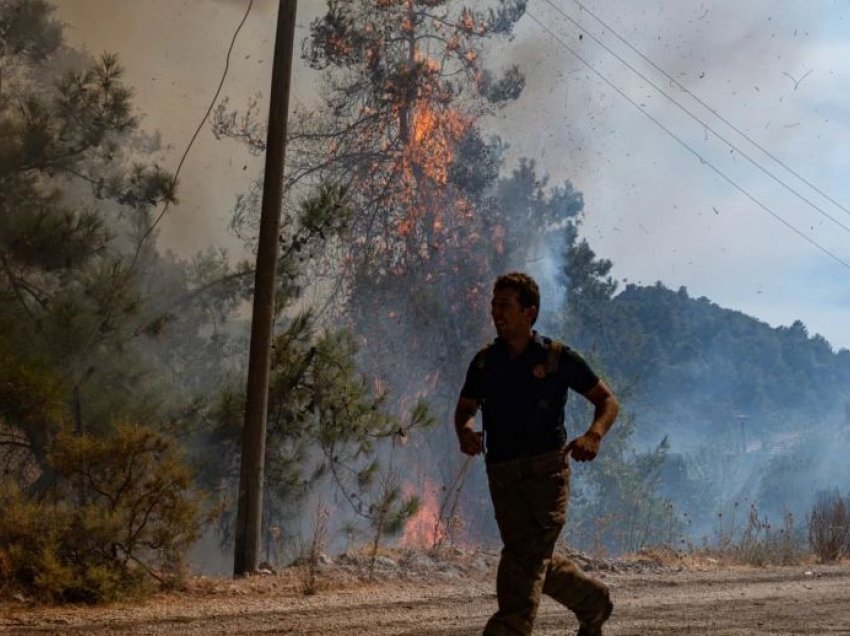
605, 283, 850, 447
558, 242, 850, 542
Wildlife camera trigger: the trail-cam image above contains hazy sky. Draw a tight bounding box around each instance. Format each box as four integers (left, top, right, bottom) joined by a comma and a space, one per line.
54, 1, 850, 350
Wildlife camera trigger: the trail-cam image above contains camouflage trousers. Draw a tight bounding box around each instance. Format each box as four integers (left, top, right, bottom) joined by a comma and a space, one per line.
483, 447, 610, 636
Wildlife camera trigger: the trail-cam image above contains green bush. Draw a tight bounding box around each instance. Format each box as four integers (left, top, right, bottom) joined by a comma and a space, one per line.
0, 424, 206, 603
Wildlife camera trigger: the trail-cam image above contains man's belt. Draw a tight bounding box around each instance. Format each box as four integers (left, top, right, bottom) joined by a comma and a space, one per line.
486, 446, 568, 479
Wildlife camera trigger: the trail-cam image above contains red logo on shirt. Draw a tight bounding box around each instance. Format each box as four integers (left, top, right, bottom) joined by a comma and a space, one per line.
532, 364, 546, 379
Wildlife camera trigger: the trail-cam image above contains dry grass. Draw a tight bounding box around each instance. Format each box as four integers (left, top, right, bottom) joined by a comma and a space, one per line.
809, 492, 850, 563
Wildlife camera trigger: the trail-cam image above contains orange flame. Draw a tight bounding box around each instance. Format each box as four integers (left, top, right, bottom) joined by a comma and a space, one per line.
405, 102, 470, 186
398, 479, 445, 548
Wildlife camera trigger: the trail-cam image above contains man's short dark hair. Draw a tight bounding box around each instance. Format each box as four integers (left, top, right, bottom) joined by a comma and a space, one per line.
494, 272, 540, 316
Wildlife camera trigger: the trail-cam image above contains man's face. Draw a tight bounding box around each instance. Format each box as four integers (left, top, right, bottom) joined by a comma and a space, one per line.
491, 288, 536, 339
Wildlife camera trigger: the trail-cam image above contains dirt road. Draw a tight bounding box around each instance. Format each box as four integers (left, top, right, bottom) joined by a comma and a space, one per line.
3, 563, 850, 635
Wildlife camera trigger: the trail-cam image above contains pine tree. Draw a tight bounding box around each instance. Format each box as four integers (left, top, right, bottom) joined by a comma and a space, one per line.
0, 1, 253, 596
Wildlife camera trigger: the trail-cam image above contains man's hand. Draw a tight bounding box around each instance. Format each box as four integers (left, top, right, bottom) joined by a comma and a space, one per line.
569, 380, 618, 463
458, 424, 483, 456
566, 431, 601, 462
455, 396, 482, 456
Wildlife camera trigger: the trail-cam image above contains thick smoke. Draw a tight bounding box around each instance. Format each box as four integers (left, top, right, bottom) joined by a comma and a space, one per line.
53, 1, 850, 564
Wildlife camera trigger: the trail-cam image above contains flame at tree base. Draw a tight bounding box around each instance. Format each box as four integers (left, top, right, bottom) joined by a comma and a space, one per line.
398, 480, 447, 549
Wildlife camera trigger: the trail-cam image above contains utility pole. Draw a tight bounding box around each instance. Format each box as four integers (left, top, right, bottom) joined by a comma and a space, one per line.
233, 0, 298, 578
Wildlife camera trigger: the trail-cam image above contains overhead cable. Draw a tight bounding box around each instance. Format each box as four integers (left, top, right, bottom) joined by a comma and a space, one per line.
133, 0, 255, 266
569, 0, 850, 219
541, 0, 850, 235
524, 9, 850, 272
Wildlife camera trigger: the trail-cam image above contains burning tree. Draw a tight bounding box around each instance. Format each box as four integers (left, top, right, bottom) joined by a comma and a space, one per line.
218, 0, 531, 369
298, 0, 530, 542
295, 0, 525, 271
215, 0, 588, 547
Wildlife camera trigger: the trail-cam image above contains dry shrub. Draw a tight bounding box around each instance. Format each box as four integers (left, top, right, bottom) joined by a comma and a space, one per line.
736, 504, 802, 566
703, 501, 804, 566
0, 424, 206, 603
298, 503, 330, 595
0, 491, 143, 603
808, 490, 849, 563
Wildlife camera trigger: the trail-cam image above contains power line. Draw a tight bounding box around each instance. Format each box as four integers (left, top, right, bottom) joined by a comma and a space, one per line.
569, 0, 850, 220
540, 0, 850, 235
133, 0, 254, 265
76, 0, 257, 377
523, 9, 850, 272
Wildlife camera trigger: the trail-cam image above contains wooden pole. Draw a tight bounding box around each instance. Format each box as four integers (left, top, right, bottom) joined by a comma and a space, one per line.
233, 0, 297, 577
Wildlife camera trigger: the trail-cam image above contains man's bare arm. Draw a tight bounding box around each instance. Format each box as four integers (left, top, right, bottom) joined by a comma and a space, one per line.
584, 380, 619, 439
455, 396, 483, 456
567, 380, 619, 462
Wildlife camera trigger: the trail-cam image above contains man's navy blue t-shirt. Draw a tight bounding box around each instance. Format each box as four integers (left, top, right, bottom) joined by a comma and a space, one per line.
460, 332, 599, 463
